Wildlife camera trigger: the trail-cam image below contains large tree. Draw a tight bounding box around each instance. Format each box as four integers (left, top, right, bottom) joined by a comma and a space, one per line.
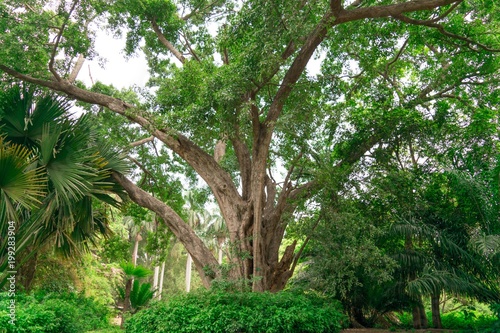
1, 0, 499, 291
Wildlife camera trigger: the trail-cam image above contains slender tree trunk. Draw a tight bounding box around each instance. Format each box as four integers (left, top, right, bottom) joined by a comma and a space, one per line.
217, 238, 224, 264
420, 303, 429, 328
431, 293, 443, 329
153, 265, 160, 297
132, 233, 142, 266
158, 261, 165, 300
185, 253, 192, 292
121, 278, 132, 329
412, 305, 422, 329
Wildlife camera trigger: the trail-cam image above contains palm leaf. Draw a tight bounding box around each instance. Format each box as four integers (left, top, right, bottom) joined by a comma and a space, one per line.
120, 262, 153, 278
129, 280, 155, 310
0, 137, 46, 216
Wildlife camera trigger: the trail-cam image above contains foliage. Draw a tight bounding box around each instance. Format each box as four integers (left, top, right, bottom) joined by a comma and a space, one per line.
396, 307, 498, 331
125, 290, 347, 333
290, 201, 398, 326
0, 291, 111, 333
0, 85, 129, 289
129, 280, 155, 311
100, 234, 132, 264
1, 0, 500, 294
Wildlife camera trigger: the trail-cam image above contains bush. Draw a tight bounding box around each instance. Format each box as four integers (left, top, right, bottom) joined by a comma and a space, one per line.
126, 291, 347, 333
395, 309, 498, 331
440, 310, 497, 330
0, 291, 112, 333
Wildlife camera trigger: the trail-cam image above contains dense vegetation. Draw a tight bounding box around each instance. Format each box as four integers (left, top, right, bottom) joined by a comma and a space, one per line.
126, 291, 346, 333
0, 291, 112, 333
0, 0, 499, 332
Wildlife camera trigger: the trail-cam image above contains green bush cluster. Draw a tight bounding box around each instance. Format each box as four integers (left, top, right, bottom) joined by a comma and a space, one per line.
125, 291, 347, 333
0, 291, 111, 333
440, 311, 497, 330
396, 308, 498, 331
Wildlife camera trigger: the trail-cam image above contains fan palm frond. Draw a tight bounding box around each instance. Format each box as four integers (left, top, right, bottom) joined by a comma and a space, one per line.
129, 280, 155, 311
0, 136, 45, 220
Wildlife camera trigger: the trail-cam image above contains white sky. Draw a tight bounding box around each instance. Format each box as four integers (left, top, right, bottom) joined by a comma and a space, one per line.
77, 32, 150, 89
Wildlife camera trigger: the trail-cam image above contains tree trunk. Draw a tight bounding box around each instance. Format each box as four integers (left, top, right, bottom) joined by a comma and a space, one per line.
132, 233, 142, 266
185, 253, 192, 292
158, 261, 165, 300
153, 265, 160, 297
412, 299, 429, 329
18, 251, 38, 292
431, 293, 442, 329
121, 278, 132, 329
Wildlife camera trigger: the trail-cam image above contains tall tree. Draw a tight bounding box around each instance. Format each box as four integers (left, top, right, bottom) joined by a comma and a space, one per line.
1, 0, 499, 291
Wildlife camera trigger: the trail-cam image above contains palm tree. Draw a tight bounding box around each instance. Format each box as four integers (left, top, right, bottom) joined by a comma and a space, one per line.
0, 85, 128, 290
119, 262, 153, 327
387, 214, 499, 329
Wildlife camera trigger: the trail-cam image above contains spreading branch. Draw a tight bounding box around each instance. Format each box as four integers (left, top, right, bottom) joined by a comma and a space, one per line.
112, 171, 220, 287
151, 17, 186, 64
48, 0, 80, 81
392, 13, 500, 52
0, 65, 245, 234
130, 135, 155, 147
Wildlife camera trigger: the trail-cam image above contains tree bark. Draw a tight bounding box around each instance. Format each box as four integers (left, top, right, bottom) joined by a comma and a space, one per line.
112, 172, 220, 287
412, 299, 429, 329
185, 253, 192, 292
158, 261, 165, 300
18, 251, 38, 292
431, 292, 443, 328
121, 278, 132, 329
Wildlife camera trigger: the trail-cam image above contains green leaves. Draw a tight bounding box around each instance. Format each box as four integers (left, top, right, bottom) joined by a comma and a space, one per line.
0, 86, 129, 289
0, 137, 45, 221
125, 291, 346, 333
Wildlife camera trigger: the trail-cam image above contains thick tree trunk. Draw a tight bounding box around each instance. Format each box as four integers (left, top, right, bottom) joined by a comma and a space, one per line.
431, 293, 443, 329
412, 300, 428, 329
18, 251, 38, 292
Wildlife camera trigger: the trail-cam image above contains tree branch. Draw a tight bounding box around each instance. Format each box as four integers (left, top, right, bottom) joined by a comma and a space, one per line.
130, 135, 155, 147
49, 0, 80, 81
67, 54, 85, 83
181, 31, 201, 62
151, 17, 186, 64
112, 171, 220, 287
0, 65, 246, 237
392, 13, 500, 52
335, 0, 461, 24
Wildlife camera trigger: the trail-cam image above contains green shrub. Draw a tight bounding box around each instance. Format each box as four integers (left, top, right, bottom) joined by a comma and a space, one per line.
440, 310, 497, 330
125, 291, 347, 333
0, 291, 112, 333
